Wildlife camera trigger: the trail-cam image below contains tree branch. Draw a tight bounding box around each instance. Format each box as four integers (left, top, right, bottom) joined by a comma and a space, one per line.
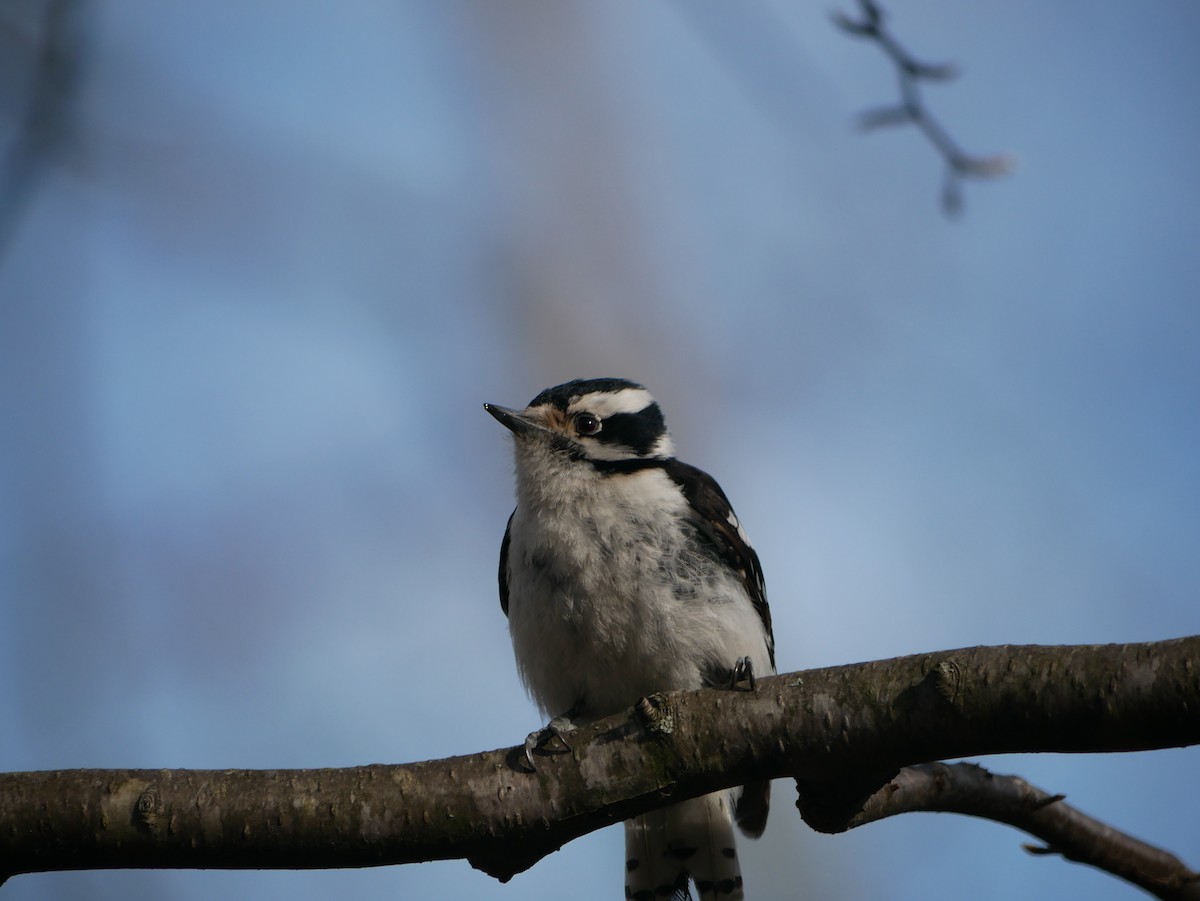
836, 762, 1200, 900
1, 637, 1196, 887
833, 0, 1014, 214
0, 0, 85, 260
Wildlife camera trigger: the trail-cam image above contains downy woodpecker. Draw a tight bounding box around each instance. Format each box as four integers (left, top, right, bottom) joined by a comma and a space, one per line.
486, 378, 775, 900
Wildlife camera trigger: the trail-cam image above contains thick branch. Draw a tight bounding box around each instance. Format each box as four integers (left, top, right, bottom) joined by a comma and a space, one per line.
838, 763, 1200, 900
1, 637, 1196, 885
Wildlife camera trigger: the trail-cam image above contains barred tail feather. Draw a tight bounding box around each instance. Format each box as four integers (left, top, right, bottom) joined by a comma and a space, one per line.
670, 792, 744, 900
625, 807, 689, 900
624, 792, 745, 901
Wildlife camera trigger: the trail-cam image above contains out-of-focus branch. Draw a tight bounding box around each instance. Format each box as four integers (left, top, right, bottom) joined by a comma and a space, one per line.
0, 637, 1196, 886
815, 762, 1200, 900
0, 0, 85, 260
834, 0, 1013, 214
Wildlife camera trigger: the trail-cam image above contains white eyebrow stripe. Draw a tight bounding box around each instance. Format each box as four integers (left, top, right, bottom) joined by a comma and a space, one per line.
571, 387, 656, 417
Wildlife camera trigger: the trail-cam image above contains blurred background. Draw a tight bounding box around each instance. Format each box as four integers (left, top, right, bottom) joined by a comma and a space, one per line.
2, 1, 1198, 899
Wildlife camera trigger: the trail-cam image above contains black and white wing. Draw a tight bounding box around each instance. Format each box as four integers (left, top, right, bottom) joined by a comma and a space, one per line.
498, 510, 514, 617
663, 458, 774, 841
664, 459, 774, 669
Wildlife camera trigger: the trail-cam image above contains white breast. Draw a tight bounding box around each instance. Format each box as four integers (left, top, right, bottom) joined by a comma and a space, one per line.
504, 455, 772, 721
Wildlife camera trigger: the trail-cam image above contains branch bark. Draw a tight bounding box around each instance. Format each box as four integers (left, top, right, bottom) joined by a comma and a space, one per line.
841, 762, 1200, 900
1, 637, 1197, 887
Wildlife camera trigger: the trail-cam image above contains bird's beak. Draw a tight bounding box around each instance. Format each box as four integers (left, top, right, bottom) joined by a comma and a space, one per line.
484, 403, 549, 438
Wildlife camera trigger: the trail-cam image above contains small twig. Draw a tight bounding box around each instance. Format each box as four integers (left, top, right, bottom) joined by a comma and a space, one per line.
815, 762, 1200, 900
833, 0, 1013, 215
0, 0, 84, 261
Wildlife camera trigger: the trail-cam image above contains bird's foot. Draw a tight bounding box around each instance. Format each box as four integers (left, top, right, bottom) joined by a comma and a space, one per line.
730, 655, 757, 691
522, 714, 579, 772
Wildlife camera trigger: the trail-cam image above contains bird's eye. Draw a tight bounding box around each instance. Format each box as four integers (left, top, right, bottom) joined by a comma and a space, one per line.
574, 412, 601, 436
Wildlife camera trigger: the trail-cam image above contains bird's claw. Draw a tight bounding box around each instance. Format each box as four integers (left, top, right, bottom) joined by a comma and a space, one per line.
522, 715, 579, 771
731, 655, 757, 691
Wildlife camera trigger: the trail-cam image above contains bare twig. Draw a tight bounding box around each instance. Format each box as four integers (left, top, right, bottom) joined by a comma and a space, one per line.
833, 0, 1013, 214
0, 637, 1196, 886
0, 0, 85, 260
828, 762, 1200, 900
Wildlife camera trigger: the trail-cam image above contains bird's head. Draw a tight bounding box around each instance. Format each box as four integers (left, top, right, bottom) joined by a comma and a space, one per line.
485, 378, 675, 476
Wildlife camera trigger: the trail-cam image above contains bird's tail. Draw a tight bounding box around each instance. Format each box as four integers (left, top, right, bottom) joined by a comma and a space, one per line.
624, 791, 746, 900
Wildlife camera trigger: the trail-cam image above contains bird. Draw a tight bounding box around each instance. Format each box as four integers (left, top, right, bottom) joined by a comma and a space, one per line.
485, 377, 775, 900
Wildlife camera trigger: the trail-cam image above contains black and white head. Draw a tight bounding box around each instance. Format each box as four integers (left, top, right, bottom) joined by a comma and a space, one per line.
484, 378, 675, 477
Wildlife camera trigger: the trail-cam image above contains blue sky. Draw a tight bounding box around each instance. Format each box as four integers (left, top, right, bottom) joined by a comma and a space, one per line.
1, 2, 1198, 899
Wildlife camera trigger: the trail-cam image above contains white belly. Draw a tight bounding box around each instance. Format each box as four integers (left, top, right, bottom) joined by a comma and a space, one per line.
505, 471, 772, 720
